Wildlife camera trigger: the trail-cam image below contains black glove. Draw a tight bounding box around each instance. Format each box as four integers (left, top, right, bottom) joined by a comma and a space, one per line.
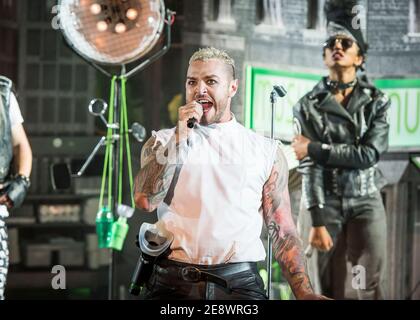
5, 175, 30, 208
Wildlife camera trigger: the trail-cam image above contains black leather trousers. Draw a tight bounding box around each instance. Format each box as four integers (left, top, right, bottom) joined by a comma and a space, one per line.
141, 259, 268, 300
298, 190, 387, 300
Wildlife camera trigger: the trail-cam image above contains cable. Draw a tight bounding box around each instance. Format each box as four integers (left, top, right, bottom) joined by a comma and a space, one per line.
99, 76, 117, 210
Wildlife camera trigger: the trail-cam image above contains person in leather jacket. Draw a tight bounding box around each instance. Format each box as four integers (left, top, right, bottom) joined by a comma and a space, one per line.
291, 1, 390, 299
0, 76, 32, 300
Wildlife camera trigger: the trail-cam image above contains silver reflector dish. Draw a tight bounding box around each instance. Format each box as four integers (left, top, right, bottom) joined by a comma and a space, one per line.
59, 0, 165, 65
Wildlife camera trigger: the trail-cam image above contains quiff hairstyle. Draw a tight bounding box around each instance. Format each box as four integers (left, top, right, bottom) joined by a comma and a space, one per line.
189, 47, 236, 79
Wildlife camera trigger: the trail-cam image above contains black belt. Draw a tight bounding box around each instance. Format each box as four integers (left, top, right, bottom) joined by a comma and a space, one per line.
156, 259, 257, 289
323, 167, 378, 198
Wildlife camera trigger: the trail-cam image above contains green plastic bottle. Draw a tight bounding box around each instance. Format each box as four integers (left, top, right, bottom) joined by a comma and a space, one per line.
96, 206, 114, 248
272, 261, 282, 283
272, 261, 292, 300
109, 217, 129, 251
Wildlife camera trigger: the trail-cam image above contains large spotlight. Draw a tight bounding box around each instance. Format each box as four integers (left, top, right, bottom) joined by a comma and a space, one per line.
58, 0, 166, 66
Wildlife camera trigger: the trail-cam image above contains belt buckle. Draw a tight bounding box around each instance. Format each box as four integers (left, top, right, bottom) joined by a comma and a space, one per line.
181, 266, 201, 282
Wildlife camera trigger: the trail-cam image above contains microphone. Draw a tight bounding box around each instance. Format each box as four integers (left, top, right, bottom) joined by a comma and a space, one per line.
187, 100, 203, 128
270, 85, 287, 104
304, 244, 314, 258
187, 118, 196, 129
273, 85, 287, 97
128, 250, 154, 295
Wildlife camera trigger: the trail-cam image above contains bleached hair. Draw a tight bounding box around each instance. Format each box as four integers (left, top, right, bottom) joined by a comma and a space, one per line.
189, 47, 236, 79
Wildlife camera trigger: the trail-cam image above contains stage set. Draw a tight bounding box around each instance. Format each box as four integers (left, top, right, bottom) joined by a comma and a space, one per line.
0, 0, 419, 302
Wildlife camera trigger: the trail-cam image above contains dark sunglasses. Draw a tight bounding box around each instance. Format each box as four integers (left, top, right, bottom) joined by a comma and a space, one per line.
323, 37, 355, 51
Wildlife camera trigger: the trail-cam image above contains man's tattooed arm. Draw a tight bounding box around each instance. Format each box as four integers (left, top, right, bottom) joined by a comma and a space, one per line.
262, 146, 314, 299
134, 134, 185, 212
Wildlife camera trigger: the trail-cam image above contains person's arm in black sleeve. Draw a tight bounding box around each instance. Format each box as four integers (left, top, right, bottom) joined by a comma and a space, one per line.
307, 95, 391, 169
293, 102, 326, 227
299, 159, 326, 227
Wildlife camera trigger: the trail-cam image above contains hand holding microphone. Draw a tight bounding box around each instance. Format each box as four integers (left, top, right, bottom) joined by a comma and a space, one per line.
304, 225, 334, 259
308, 226, 334, 252
186, 101, 203, 128
177, 101, 203, 142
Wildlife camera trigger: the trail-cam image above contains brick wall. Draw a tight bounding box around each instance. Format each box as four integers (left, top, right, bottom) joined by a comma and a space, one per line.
367, 0, 420, 75
181, 0, 420, 121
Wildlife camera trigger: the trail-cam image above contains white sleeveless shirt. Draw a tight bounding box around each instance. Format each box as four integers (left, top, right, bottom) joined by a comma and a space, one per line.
154, 115, 277, 265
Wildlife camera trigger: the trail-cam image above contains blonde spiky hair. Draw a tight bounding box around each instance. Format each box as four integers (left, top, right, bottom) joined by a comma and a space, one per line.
189, 47, 236, 79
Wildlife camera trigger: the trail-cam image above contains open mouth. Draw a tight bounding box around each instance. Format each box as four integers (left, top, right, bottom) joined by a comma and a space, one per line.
197, 99, 214, 113
332, 51, 344, 60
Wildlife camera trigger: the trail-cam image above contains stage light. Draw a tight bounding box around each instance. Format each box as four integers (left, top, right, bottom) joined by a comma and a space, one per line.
90, 3, 101, 15
115, 22, 127, 34
57, 0, 173, 301
126, 8, 138, 20
58, 0, 165, 65
96, 20, 108, 31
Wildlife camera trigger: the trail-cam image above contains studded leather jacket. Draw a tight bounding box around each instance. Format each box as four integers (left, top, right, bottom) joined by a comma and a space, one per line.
0, 76, 13, 184
293, 77, 390, 213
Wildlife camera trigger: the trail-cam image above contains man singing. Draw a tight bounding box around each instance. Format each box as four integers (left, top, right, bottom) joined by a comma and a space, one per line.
134, 47, 326, 300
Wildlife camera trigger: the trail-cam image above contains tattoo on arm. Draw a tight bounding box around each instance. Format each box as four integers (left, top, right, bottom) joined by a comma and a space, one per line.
134, 135, 184, 211
262, 146, 313, 298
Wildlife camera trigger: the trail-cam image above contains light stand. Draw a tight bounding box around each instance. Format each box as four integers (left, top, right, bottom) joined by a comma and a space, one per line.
51, 94, 147, 299
56, 5, 175, 299
267, 85, 287, 299
95, 10, 173, 301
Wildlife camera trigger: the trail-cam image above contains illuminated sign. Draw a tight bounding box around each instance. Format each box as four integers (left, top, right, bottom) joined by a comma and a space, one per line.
245, 67, 420, 150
